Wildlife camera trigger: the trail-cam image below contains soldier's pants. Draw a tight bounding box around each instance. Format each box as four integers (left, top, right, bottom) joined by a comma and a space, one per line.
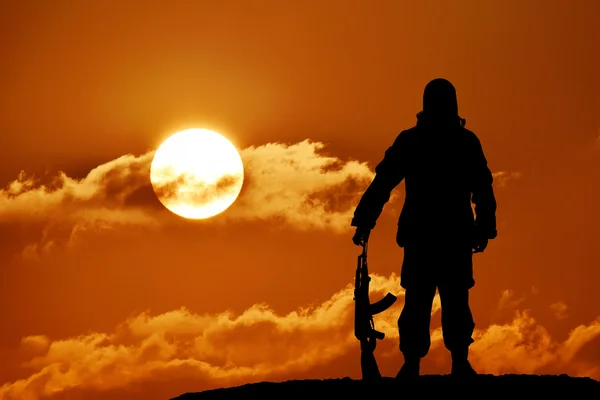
398, 283, 475, 359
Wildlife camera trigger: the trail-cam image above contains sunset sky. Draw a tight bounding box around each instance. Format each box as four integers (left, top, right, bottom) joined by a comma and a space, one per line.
1, 1, 600, 399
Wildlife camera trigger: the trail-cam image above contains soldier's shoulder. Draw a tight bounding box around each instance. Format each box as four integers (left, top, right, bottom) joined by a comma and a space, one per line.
460, 126, 478, 138
393, 127, 419, 144
459, 127, 482, 145
401, 126, 419, 136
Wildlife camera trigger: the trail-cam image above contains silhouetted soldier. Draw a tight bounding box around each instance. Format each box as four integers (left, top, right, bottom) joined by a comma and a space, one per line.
351, 78, 497, 380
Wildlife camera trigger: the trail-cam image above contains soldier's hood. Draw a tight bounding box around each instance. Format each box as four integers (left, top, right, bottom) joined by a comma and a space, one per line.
422, 78, 459, 117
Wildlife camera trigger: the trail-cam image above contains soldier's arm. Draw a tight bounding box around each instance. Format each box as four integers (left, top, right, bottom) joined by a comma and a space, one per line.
351, 134, 406, 230
471, 136, 497, 239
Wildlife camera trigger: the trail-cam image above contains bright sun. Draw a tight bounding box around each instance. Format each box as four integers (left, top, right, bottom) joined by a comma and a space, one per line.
150, 128, 244, 219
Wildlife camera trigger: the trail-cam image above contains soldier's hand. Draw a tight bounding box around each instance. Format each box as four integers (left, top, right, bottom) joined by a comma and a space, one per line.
472, 237, 488, 253
472, 222, 490, 253
360, 337, 377, 353
352, 227, 371, 246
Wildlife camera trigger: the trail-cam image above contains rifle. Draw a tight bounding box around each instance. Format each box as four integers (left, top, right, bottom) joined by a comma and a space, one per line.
354, 240, 397, 381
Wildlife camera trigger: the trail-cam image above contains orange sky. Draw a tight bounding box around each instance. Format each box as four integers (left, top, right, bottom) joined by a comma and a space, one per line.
1, 1, 600, 399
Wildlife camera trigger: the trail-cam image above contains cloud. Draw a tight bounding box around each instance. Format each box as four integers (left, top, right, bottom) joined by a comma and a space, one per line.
152, 169, 244, 215
468, 312, 600, 377
0, 153, 157, 224
226, 140, 375, 231
550, 302, 569, 320
497, 289, 525, 311
20, 336, 51, 356
0, 152, 161, 260
0, 274, 402, 400
0, 140, 373, 258
492, 171, 521, 188
1, 277, 599, 400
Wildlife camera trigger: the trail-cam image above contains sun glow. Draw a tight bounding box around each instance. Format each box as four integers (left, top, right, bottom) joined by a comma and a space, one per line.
150, 128, 244, 219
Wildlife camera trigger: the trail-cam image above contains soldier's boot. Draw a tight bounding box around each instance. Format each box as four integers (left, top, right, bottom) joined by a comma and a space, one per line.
451, 349, 478, 378
395, 357, 420, 382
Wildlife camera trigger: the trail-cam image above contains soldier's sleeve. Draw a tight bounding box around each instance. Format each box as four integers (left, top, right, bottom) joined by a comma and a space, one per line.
471, 136, 497, 239
350, 134, 406, 230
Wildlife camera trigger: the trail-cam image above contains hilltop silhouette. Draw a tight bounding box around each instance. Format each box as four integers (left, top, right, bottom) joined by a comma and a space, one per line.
171, 375, 600, 399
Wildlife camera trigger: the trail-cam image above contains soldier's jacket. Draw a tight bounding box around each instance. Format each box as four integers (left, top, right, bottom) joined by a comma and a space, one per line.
351, 124, 497, 248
